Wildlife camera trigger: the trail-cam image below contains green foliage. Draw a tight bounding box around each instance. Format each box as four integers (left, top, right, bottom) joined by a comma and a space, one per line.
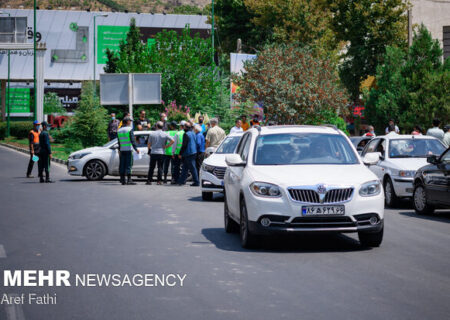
172, 5, 209, 15
97, 0, 126, 12
44, 92, 65, 114
327, 0, 408, 100
0, 121, 33, 140
163, 100, 189, 123
232, 43, 349, 125
365, 25, 450, 134
62, 83, 109, 149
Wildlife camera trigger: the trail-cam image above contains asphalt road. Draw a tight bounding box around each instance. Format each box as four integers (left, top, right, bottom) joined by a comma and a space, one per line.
0, 145, 449, 320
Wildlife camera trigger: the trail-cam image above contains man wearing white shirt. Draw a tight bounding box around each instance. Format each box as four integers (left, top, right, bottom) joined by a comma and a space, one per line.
385, 119, 399, 134
426, 118, 444, 142
230, 119, 243, 134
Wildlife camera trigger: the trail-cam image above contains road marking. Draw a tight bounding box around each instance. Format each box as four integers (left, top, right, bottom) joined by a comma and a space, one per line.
0, 244, 6, 258
4, 294, 26, 320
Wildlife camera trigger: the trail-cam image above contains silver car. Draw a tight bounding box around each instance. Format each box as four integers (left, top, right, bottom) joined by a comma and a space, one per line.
67, 131, 151, 180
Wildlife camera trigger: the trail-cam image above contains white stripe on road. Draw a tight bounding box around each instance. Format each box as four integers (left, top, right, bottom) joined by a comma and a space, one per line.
0, 244, 6, 258
4, 294, 26, 320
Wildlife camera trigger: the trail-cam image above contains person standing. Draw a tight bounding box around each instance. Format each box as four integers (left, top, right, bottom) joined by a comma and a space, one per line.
26, 120, 41, 178
384, 119, 399, 134
205, 118, 226, 149
38, 121, 53, 183
443, 124, 450, 147
363, 125, 376, 137
177, 123, 199, 186
241, 115, 250, 131
386, 124, 398, 136
250, 114, 260, 127
171, 121, 185, 184
426, 118, 444, 142
117, 117, 140, 185
230, 119, 244, 134
163, 121, 178, 184
118, 112, 131, 128
107, 113, 120, 141
135, 110, 151, 131
198, 115, 206, 132
411, 125, 423, 135
146, 121, 174, 185
194, 124, 205, 174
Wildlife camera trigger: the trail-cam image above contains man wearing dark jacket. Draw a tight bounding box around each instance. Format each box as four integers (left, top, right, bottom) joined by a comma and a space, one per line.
27, 120, 41, 178
38, 121, 53, 183
177, 123, 199, 186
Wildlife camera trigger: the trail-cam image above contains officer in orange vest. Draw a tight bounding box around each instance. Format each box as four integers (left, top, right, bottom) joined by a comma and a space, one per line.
26, 120, 41, 178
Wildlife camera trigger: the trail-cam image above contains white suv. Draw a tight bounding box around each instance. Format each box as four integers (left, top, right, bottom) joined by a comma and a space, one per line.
223, 125, 385, 248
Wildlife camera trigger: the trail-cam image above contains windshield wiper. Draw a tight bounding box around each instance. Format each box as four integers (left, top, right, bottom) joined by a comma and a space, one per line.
390, 155, 414, 158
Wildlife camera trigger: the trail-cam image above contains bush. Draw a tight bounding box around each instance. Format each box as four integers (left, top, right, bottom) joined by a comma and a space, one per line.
0, 121, 33, 140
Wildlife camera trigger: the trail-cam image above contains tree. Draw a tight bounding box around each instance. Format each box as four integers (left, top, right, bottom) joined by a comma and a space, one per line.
44, 92, 65, 114
365, 25, 450, 133
327, 0, 408, 100
232, 44, 348, 126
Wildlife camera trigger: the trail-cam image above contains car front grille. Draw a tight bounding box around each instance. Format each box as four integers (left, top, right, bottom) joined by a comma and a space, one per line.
288, 187, 353, 203
290, 216, 356, 228
212, 167, 226, 179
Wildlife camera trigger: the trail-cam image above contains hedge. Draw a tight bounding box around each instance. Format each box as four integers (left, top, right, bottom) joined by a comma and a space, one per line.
0, 121, 34, 140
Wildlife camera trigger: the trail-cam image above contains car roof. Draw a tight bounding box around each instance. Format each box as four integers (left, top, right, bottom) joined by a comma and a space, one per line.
248, 125, 341, 135
227, 132, 244, 137
377, 134, 439, 140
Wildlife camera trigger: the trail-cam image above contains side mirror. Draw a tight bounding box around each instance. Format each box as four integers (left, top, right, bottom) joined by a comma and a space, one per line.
363, 152, 380, 166
225, 154, 246, 167
110, 144, 119, 150
205, 147, 216, 157
427, 155, 438, 164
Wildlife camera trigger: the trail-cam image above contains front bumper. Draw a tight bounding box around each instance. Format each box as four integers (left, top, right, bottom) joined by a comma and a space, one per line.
200, 170, 224, 193
67, 159, 84, 176
392, 177, 414, 197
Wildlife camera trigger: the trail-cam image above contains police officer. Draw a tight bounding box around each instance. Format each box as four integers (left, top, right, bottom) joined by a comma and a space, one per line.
171, 121, 185, 184
163, 121, 178, 184
117, 117, 140, 185
38, 121, 53, 183
27, 120, 40, 178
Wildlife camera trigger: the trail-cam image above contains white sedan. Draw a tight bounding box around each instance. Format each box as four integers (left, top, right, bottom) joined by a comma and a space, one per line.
224, 125, 385, 248
361, 134, 446, 207
67, 131, 151, 180
200, 132, 243, 200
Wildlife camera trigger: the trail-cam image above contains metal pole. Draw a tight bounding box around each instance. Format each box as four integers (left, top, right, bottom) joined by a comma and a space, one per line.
33, 0, 37, 121
211, 0, 214, 65
6, 50, 10, 137
93, 15, 96, 96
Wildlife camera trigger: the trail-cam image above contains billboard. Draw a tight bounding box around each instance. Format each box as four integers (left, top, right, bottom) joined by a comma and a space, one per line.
3, 88, 31, 113
97, 25, 129, 64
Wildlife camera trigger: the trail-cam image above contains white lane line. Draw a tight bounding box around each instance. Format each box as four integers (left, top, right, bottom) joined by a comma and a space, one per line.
0, 244, 6, 258
4, 294, 26, 320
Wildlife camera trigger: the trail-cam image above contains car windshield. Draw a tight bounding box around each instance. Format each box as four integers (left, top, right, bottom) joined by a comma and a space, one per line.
388, 139, 445, 158
103, 139, 117, 148
253, 133, 359, 165
216, 136, 241, 154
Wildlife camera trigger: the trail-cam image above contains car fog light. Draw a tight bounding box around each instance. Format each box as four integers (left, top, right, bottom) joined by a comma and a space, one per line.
369, 216, 378, 225
69, 166, 77, 172
260, 217, 271, 227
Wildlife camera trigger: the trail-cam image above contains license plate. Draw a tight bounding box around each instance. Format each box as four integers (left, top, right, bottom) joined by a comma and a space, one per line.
302, 205, 345, 216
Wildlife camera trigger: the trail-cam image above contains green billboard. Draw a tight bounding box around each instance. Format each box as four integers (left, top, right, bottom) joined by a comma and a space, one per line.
97, 25, 129, 64
2, 88, 31, 113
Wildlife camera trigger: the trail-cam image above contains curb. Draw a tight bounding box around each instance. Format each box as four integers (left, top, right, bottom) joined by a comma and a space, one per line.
0, 142, 68, 165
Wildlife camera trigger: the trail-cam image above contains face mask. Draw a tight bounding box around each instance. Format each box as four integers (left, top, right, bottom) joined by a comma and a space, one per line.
164, 117, 167, 121
111, 117, 115, 120
199, 119, 203, 124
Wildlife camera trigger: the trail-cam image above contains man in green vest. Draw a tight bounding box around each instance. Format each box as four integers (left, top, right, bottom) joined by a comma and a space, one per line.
170, 120, 185, 184
117, 117, 140, 185
162, 121, 178, 184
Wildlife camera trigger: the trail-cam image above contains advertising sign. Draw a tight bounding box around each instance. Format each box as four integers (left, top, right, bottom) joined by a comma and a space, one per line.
97, 25, 129, 64
4, 88, 30, 113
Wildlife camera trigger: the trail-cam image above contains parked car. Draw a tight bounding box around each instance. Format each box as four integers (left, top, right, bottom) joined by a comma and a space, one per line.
412, 147, 450, 214
350, 136, 373, 155
223, 125, 384, 248
200, 132, 243, 200
361, 135, 446, 207
67, 131, 151, 180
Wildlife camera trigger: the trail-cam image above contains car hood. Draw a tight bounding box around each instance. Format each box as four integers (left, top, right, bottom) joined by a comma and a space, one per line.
249, 164, 377, 187
385, 158, 429, 171
203, 153, 229, 167
70, 146, 106, 156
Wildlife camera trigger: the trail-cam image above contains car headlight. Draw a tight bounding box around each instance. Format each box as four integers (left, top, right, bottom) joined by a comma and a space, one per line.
201, 163, 215, 173
71, 152, 91, 160
398, 170, 415, 177
250, 182, 281, 197
359, 180, 381, 197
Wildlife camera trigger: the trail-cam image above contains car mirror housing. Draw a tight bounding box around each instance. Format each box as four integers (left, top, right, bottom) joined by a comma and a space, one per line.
205, 147, 216, 156
362, 152, 380, 166
225, 154, 246, 167
110, 144, 119, 150
427, 155, 438, 164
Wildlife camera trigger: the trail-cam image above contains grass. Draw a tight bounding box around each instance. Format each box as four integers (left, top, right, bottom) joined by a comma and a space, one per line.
3, 136, 70, 161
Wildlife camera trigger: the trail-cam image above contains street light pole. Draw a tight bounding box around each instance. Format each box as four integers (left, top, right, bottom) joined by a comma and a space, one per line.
211, 0, 214, 66
0, 11, 11, 137
33, 0, 37, 121
93, 14, 108, 97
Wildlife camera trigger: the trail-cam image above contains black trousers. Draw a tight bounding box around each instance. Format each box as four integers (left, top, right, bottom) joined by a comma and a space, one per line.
38, 151, 50, 180
196, 152, 205, 174
148, 154, 164, 182
172, 155, 182, 182
119, 151, 133, 175
163, 155, 173, 180
27, 154, 35, 176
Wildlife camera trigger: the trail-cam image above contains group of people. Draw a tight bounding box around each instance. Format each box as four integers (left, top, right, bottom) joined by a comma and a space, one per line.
26, 120, 53, 183
115, 113, 227, 186
362, 118, 450, 147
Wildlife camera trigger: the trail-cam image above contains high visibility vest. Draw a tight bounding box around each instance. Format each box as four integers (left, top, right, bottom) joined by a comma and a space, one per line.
165, 130, 177, 156
117, 126, 133, 151
174, 130, 184, 155
30, 130, 39, 144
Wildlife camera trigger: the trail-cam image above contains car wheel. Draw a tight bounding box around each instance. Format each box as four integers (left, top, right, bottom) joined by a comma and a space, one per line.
202, 192, 213, 201
413, 184, 435, 215
240, 197, 258, 248
358, 226, 383, 248
224, 194, 238, 233
84, 160, 106, 181
384, 177, 398, 208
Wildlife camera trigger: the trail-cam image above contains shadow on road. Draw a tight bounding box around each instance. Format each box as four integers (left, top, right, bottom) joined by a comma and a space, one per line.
201, 228, 370, 253
398, 211, 450, 224
188, 194, 224, 203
